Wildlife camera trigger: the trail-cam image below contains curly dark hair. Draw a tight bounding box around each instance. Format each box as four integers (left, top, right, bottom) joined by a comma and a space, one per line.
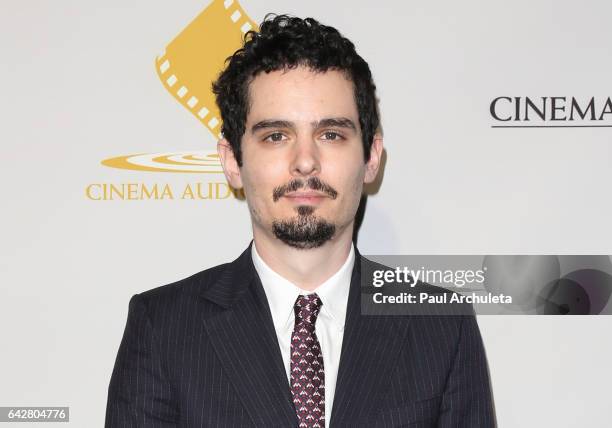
212, 14, 379, 166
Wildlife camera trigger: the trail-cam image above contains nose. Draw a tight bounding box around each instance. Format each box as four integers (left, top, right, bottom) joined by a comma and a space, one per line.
289, 137, 321, 177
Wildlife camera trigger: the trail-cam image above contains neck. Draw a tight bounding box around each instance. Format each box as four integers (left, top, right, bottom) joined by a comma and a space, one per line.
252, 222, 354, 291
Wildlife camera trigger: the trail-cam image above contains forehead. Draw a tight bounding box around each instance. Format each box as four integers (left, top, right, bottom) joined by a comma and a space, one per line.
246, 66, 358, 124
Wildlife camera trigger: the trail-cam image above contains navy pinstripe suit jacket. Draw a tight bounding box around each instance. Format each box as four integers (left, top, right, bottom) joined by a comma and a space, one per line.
106, 244, 495, 427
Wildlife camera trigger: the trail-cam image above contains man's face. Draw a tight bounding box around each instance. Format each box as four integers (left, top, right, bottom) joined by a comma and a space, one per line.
220, 65, 381, 248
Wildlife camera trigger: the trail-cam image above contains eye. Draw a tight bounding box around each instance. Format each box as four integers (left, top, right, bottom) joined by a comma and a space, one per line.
263, 132, 287, 143
321, 131, 344, 141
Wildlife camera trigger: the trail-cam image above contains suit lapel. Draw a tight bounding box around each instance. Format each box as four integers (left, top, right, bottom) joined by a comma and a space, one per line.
330, 253, 412, 426
198, 245, 409, 426
199, 245, 298, 427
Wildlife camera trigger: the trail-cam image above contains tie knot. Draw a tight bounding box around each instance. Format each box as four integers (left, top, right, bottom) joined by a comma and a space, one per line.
294, 293, 322, 326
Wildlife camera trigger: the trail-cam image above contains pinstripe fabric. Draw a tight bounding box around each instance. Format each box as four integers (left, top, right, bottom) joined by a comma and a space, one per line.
106, 244, 495, 427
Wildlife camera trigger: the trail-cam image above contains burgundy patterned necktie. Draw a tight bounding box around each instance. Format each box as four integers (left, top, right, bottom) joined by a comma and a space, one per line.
291, 294, 325, 428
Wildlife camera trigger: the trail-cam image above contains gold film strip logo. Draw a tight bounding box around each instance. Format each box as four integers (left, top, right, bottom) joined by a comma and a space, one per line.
156, 0, 258, 138
101, 0, 258, 173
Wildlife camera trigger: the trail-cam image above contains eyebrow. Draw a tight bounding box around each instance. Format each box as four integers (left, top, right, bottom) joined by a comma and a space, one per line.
250, 117, 357, 134
251, 120, 294, 133
315, 117, 357, 131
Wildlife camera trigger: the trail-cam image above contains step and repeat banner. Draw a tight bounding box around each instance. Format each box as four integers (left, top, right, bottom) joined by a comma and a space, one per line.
1, 0, 611, 426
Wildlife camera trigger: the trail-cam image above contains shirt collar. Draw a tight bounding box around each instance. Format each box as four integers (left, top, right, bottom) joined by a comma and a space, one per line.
252, 243, 355, 333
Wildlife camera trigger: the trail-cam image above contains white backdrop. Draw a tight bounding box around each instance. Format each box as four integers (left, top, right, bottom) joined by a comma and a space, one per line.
1, 0, 611, 426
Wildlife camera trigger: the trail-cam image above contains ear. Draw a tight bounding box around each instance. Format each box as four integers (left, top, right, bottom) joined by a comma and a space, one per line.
364, 134, 383, 184
217, 138, 243, 189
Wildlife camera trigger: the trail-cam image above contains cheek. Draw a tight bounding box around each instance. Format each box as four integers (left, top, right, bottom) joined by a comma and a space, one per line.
344, 165, 367, 201
347, 178, 365, 209
239, 167, 264, 205
240, 165, 279, 211
329, 158, 366, 194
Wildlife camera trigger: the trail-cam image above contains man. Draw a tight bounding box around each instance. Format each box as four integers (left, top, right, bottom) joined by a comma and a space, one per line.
106, 15, 495, 427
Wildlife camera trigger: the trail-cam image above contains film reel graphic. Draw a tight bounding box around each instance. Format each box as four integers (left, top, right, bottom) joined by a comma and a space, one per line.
102, 0, 258, 173
156, 0, 258, 138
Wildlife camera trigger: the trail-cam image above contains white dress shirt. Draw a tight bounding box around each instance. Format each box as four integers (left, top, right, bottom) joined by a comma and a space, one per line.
252, 243, 355, 424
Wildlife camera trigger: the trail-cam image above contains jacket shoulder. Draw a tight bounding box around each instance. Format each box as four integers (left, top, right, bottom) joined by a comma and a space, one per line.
134, 261, 230, 313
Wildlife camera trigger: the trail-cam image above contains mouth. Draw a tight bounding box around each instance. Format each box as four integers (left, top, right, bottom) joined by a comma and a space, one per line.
282, 191, 329, 204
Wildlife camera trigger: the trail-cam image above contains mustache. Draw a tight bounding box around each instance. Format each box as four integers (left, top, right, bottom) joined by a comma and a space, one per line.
272, 177, 338, 202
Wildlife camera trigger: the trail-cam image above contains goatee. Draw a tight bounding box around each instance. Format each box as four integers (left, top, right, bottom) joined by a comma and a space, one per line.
272, 206, 335, 249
